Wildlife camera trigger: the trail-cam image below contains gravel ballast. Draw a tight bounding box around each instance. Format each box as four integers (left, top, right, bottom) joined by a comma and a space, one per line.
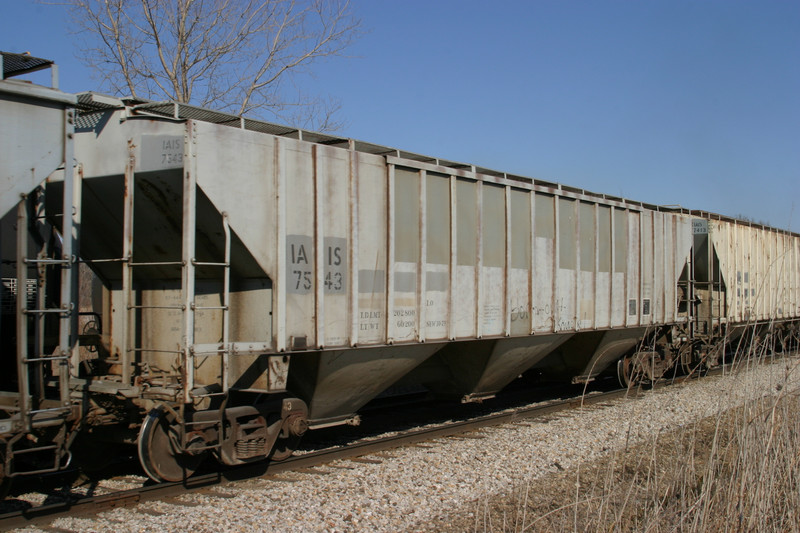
14, 356, 800, 533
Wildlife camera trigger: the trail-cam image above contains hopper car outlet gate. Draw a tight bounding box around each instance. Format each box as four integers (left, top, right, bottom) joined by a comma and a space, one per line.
1, 52, 799, 493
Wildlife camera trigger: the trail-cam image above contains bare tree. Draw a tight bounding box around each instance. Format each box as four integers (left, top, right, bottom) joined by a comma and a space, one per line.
68, 0, 360, 130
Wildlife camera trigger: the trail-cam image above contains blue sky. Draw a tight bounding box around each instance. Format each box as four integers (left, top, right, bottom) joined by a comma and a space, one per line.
3, 0, 798, 229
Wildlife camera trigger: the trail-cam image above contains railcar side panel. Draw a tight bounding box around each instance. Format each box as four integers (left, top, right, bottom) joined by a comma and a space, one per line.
355, 151, 388, 345
282, 139, 317, 349
556, 197, 577, 332
626, 210, 641, 327
595, 204, 612, 329
611, 207, 628, 327
454, 178, 478, 338
316, 144, 351, 348
0, 86, 74, 217
577, 201, 595, 330
480, 183, 506, 337
509, 188, 532, 336
711, 219, 800, 326
532, 193, 555, 332
641, 210, 654, 326
424, 172, 451, 341
390, 166, 420, 343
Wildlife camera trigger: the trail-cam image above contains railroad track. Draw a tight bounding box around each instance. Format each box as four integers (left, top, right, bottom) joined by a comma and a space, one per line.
0, 367, 726, 531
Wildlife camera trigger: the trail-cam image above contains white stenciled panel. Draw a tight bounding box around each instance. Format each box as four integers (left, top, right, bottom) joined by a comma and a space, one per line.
390, 167, 419, 343
595, 205, 612, 329
578, 202, 595, 330
316, 145, 350, 347
714, 219, 737, 323
640, 210, 654, 324
770, 230, 779, 318
742, 225, 755, 320
509, 189, 531, 336
777, 232, 787, 318
660, 213, 677, 323
480, 183, 505, 337
734, 223, 746, 322
424, 173, 451, 341
281, 138, 316, 349
765, 229, 774, 318
752, 226, 763, 320
728, 220, 737, 322
555, 197, 577, 332
652, 212, 665, 324
532, 194, 555, 332
754, 226, 765, 320
355, 152, 387, 344
611, 208, 628, 327
453, 178, 478, 338
626, 211, 641, 326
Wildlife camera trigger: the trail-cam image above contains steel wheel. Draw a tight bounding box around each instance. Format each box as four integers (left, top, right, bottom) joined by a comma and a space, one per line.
617, 354, 649, 388
617, 356, 633, 388
269, 435, 302, 461
137, 406, 207, 483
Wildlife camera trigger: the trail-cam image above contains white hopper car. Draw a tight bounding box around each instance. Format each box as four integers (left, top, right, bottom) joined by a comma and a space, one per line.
1, 52, 798, 489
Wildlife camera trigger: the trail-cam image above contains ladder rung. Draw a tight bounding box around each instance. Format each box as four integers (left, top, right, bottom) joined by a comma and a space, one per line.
23, 308, 70, 315
128, 305, 185, 310
130, 261, 184, 267
82, 257, 128, 263
24, 258, 71, 265
192, 305, 228, 311
192, 260, 229, 267
23, 355, 70, 363
192, 259, 231, 267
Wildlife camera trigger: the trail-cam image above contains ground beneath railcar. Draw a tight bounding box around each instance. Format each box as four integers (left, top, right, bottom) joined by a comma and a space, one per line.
434, 391, 800, 532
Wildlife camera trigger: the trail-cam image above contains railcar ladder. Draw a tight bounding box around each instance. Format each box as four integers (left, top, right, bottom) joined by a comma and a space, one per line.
11, 175, 78, 475
182, 210, 231, 454
188, 212, 232, 396
118, 163, 230, 453
687, 221, 727, 365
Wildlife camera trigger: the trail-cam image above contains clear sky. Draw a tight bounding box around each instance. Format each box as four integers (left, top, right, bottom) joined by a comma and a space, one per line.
2, 0, 798, 230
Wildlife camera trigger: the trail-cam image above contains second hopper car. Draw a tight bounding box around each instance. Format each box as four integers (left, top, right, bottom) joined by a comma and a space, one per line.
1, 52, 799, 488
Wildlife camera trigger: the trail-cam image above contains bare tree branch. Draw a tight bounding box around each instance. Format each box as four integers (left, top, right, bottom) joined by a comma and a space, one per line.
67, 0, 361, 128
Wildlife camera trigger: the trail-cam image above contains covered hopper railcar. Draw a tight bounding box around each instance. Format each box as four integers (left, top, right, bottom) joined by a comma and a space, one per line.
1, 52, 799, 489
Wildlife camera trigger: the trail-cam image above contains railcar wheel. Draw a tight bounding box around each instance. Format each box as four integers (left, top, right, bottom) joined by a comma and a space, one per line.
138, 406, 208, 483
617, 354, 650, 388
269, 436, 301, 461
617, 356, 634, 388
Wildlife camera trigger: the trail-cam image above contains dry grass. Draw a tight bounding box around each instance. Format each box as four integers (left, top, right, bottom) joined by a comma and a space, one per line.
443, 337, 800, 533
